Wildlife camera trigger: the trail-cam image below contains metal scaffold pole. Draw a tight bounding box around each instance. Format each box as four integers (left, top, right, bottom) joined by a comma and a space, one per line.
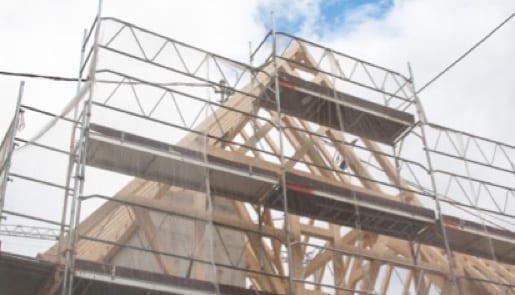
204, 53, 221, 295
0, 81, 25, 227
408, 63, 461, 294
61, 2, 103, 295
271, 11, 295, 295
57, 28, 88, 267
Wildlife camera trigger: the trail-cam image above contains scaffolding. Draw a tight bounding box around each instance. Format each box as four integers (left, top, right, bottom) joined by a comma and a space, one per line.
0, 12, 514, 295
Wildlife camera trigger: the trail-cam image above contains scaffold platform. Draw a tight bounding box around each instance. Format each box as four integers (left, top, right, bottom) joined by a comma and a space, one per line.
261, 72, 415, 144
86, 124, 515, 264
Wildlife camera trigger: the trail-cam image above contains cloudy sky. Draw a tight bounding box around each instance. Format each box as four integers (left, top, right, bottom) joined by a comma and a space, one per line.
0, 0, 514, 258
1, 0, 514, 143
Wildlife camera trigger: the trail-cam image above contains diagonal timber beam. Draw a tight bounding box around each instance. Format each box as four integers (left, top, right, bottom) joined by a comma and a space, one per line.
131, 206, 177, 276
236, 122, 274, 154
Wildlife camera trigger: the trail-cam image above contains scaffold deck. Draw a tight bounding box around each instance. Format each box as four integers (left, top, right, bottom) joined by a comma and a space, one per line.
261, 72, 415, 145
86, 124, 515, 264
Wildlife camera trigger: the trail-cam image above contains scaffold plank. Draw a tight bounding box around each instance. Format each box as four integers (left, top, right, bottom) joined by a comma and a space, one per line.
261, 73, 415, 145
85, 124, 515, 264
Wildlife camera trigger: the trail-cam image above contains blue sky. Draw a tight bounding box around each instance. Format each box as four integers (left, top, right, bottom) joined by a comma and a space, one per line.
320, 0, 393, 26
259, 0, 394, 34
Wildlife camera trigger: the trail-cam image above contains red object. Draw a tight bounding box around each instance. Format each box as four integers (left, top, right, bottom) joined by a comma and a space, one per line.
278, 79, 295, 89
286, 182, 313, 194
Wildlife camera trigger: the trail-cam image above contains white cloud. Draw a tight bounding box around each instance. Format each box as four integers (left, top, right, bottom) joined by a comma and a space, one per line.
0, 0, 513, 271
306, 0, 515, 143
2, 0, 513, 144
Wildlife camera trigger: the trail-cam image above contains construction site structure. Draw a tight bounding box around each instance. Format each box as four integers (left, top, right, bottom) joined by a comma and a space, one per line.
0, 12, 514, 295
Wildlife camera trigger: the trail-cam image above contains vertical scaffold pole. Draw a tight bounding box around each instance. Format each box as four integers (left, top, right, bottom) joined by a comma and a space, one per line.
0, 81, 25, 226
203, 54, 221, 295
62, 2, 103, 295
248, 40, 266, 291
57, 28, 88, 265
271, 12, 294, 295
408, 63, 460, 294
